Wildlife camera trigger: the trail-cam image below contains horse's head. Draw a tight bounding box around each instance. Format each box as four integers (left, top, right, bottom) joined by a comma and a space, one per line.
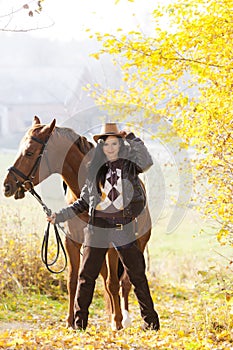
3, 116, 56, 199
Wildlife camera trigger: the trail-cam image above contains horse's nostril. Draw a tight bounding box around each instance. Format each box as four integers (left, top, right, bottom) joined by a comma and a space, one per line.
4, 183, 11, 195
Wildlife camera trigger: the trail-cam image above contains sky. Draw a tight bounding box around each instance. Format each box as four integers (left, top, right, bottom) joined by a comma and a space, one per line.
0, 0, 167, 41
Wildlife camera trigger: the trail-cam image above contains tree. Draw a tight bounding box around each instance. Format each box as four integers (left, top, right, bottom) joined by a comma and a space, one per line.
89, 0, 233, 244
0, 0, 52, 32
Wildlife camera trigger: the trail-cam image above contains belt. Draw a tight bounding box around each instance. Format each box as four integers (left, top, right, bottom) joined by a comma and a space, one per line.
92, 217, 134, 229
94, 209, 124, 218
115, 223, 124, 231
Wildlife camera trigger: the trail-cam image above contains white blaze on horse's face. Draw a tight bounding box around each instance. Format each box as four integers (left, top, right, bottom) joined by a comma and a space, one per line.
102, 136, 120, 161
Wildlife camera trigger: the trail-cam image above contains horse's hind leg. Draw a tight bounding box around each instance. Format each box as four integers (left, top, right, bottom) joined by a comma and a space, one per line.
120, 270, 132, 328
105, 248, 123, 330
100, 260, 113, 324
65, 236, 81, 328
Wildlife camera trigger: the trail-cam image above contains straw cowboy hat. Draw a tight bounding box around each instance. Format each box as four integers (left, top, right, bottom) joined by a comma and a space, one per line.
93, 123, 123, 142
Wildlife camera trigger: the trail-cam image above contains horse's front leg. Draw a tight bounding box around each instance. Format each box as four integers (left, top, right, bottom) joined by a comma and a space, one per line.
65, 236, 82, 328
106, 248, 123, 330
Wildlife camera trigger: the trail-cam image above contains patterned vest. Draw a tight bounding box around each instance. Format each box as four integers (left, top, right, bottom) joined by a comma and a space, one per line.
96, 160, 123, 213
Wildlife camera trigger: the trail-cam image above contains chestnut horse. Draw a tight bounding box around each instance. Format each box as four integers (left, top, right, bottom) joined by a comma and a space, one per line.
3, 116, 151, 330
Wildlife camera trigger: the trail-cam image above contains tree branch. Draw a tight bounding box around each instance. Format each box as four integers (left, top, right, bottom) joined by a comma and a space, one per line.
0, 0, 52, 32
0, 21, 54, 32
0, 0, 35, 19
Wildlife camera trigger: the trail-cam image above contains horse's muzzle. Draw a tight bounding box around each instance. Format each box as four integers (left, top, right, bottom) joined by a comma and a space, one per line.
3, 183, 13, 197
3, 181, 25, 199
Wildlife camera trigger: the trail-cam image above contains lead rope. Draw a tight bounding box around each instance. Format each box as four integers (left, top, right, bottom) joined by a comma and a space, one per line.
28, 186, 67, 274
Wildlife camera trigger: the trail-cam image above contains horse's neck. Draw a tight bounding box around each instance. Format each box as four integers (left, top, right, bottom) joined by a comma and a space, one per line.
52, 128, 90, 201
61, 145, 84, 200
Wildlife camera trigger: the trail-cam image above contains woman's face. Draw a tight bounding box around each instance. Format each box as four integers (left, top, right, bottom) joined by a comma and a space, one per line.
102, 136, 120, 161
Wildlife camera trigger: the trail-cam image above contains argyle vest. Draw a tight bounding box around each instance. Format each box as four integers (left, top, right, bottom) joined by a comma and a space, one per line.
96, 161, 123, 212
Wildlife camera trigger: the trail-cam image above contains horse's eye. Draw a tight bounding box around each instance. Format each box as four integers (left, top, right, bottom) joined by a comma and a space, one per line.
26, 151, 33, 157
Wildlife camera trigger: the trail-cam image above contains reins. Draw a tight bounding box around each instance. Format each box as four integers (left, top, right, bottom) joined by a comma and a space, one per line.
29, 183, 67, 274
8, 133, 67, 274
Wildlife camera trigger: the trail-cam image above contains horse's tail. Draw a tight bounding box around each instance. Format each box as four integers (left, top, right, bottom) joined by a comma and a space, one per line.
63, 181, 67, 195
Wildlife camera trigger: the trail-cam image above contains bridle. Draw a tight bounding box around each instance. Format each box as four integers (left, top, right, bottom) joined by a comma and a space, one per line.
8, 135, 51, 192
7, 132, 67, 274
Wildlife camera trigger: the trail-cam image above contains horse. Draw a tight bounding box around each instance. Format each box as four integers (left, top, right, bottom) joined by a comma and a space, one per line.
3, 116, 152, 330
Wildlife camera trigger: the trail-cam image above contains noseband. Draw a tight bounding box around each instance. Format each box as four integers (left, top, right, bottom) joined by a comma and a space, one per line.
8, 135, 51, 191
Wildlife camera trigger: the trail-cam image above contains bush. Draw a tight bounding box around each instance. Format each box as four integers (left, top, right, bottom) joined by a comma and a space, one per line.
0, 204, 67, 298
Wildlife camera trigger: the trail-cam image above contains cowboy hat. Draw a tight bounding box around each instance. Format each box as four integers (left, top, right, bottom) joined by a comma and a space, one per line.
93, 123, 123, 142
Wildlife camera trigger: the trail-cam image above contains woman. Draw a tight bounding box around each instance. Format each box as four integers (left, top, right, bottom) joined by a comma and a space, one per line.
47, 123, 160, 331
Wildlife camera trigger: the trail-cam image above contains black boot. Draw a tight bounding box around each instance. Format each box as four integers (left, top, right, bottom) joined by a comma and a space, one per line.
142, 312, 160, 331
73, 246, 108, 330
117, 242, 160, 331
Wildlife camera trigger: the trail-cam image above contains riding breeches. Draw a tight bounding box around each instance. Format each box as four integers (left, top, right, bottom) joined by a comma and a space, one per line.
73, 239, 159, 330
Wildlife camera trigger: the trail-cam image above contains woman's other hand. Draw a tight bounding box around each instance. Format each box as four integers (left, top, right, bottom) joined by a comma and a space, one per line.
119, 130, 128, 138
47, 213, 56, 225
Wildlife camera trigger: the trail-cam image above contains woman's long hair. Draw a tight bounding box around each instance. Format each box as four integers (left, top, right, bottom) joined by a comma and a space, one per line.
88, 135, 125, 194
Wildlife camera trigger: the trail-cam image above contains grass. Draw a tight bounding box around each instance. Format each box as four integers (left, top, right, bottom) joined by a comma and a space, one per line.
0, 293, 66, 324
1, 276, 233, 349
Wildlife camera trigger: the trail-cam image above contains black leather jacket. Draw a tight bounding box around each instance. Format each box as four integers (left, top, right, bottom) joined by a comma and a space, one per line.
55, 132, 153, 223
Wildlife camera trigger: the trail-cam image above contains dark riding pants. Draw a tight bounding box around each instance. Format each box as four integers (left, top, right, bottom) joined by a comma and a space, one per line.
73, 240, 159, 330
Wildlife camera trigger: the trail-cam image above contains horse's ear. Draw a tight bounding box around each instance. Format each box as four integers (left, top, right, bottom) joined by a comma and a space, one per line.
33, 116, 41, 125
49, 119, 56, 132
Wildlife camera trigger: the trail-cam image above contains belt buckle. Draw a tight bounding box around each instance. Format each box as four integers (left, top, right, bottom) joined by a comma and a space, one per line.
116, 223, 123, 231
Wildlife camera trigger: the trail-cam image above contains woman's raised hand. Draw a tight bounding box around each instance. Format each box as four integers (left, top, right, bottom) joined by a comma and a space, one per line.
119, 130, 128, 138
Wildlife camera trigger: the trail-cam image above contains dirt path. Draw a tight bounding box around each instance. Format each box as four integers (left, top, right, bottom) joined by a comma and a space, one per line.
0, 321, 33, 331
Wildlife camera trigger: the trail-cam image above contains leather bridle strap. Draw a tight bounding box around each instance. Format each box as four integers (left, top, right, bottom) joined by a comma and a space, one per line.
8, 166, 29, 182
8, 135, 51, 188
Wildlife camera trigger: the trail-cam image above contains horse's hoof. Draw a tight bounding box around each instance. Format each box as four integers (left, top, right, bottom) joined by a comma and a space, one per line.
111, 316, 123, 331
66, 317, 74, 329
66, 323, 73, 329
122, 310, 131, 328
111, 323, 123, 331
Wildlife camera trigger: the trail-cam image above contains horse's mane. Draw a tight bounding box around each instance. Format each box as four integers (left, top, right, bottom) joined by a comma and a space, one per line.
25, 123, 94, 155
56, 126, 94, 155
